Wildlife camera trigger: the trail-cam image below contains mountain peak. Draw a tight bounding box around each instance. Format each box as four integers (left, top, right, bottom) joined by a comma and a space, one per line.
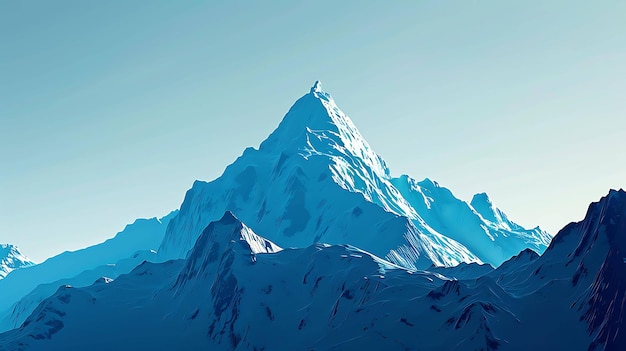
217, 211, 239, 226
256, 82, 390, 177
0, 244, 32, 262
607, 188, 626, 200
310, 80, 323, 93
308, 80, 333, 102
471, 192, 492, 205
418, 177, 440, 188
470, 192, 499, 223
1, 244, 35, 279
174, 213, 281, 289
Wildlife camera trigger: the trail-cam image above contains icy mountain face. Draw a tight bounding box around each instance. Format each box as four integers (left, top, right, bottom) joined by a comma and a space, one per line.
3, 192, 621, 350
159, 82, 545, 269
0, 211, 177, 323
0, 244, 34, 279
392, 175, 552, 266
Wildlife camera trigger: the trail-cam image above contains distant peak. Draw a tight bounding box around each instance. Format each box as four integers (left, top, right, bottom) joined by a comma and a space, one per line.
418, 178, 439, 188
310, 80, 323, 93
1, 243, 22, 256
471, 192, 492, 205
470, 192, 501, 224
0, 243, 35, 278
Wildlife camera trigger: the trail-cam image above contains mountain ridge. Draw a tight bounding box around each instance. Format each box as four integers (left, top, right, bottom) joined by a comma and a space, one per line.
1, 189, 622, 350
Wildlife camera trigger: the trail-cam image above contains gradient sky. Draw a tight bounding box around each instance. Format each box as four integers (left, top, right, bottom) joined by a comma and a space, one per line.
2, 1, 625, 262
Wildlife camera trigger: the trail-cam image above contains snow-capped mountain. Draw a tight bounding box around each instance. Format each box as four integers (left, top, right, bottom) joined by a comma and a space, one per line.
0, 211, 177, 332
1, 190, 622, 350
159, 82, 548, 269
0, 244, 34, 279
392, 175, 552, 266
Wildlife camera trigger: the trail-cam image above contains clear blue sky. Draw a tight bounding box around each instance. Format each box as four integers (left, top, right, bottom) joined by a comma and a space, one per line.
2, 1, 625, 262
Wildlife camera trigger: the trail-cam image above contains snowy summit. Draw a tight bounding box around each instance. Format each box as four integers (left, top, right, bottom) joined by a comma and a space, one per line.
0, 244, 34, 279
310, 80, 323, 93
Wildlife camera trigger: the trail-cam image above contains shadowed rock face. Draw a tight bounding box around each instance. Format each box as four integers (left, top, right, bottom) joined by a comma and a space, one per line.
173, 211, 280, 291
573, 189, 626, 350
